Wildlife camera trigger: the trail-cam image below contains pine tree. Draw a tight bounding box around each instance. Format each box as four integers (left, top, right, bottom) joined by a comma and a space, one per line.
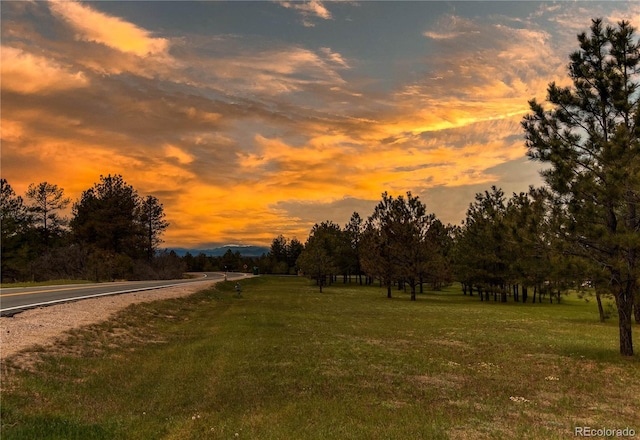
25, 181, 70, 248
523, 19, 640, 355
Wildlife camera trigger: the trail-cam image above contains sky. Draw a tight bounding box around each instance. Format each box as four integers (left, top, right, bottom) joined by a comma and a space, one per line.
2, 1, 639, 248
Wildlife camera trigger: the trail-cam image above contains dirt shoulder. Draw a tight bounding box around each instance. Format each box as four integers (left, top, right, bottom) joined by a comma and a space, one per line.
0, 280, 219, 361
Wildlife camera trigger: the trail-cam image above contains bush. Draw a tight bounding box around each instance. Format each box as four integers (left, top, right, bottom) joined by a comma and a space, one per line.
85, 250, 134, 281
28, 245, 88, 281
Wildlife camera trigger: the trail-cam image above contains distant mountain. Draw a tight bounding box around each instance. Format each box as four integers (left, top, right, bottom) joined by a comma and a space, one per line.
168, 245, 269, 257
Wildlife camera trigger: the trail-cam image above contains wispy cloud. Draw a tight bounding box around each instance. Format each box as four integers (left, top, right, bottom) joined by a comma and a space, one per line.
277, 0, 332, 27
182, 42, 350, 99
1, 46, 89, 94
48, 0, 169, 57
423, 15, 480, 40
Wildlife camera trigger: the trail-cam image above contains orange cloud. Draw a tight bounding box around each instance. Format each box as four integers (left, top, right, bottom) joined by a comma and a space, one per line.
0, 119, 25, 143
48, 0, 169, 57
164, 145, 195, 165
239, 134, 355, 194
1, 46, 88, 94
161, 180, 310, 246
230, 111, 527, 219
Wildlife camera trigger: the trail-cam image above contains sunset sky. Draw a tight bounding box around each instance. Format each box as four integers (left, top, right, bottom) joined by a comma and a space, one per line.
2, 1, 639, 248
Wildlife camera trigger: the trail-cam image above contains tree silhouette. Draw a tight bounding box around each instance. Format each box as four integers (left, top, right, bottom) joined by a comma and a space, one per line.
25, 181, 70, 247
139, 195, 169, 261
71, 174, 143, 259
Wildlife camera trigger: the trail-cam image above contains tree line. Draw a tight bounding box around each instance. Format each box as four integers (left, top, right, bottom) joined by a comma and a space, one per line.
283, 188, 571, 304
1, 174, 181, 282
290, 194, 454, 297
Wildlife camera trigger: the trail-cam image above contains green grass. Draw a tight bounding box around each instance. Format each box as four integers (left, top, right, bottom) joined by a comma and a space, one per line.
1, 277, 638, 439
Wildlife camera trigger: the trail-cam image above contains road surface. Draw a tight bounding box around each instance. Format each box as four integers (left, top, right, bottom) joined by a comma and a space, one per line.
0, 272, 248, 316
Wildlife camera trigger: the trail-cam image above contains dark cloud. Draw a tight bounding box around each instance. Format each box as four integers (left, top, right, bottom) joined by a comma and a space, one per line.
274, 197, 379, 234
421, 157, 545, 226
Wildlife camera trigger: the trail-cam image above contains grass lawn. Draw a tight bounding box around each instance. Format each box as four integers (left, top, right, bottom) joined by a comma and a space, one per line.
1, 277, 638, 439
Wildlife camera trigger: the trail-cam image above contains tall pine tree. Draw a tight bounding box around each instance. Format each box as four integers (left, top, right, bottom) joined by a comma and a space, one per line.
523, 19, 640, 356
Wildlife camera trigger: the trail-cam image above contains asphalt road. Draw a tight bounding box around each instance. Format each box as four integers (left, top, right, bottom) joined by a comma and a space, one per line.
0, 272, 248, 316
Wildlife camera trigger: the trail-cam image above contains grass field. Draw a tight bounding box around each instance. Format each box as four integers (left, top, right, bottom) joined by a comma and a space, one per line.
1, 277, 638, 439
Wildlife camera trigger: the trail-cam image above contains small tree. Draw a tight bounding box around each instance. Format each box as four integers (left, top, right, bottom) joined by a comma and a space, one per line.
25, 181, 70, 247
1, 179, 32, 281
268, 235, 290, 274
286, 238, 304, 274
454, 187, 509, 302
344, 212, 364, 284
361, 194, 401, 298
422, 218, 455, 291
221, 249, 242, 272
297, 222, 341, 292
503, 187, 555, 303
138, 195, 169, 261
388, 192, 434, 301
1, 179, 29, 243
360, 220, 395, 298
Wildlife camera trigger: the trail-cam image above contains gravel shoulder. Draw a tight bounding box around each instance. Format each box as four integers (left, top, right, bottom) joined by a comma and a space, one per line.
0, 280, 219, 361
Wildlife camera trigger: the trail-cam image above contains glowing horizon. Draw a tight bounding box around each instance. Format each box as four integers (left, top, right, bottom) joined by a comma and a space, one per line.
2, 1, 638, 247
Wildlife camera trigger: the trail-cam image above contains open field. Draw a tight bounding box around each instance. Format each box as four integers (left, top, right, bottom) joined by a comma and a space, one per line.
1, 277, 638, 439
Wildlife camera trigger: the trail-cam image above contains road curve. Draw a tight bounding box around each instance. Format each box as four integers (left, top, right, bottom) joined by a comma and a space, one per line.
0, 272, 249, 316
